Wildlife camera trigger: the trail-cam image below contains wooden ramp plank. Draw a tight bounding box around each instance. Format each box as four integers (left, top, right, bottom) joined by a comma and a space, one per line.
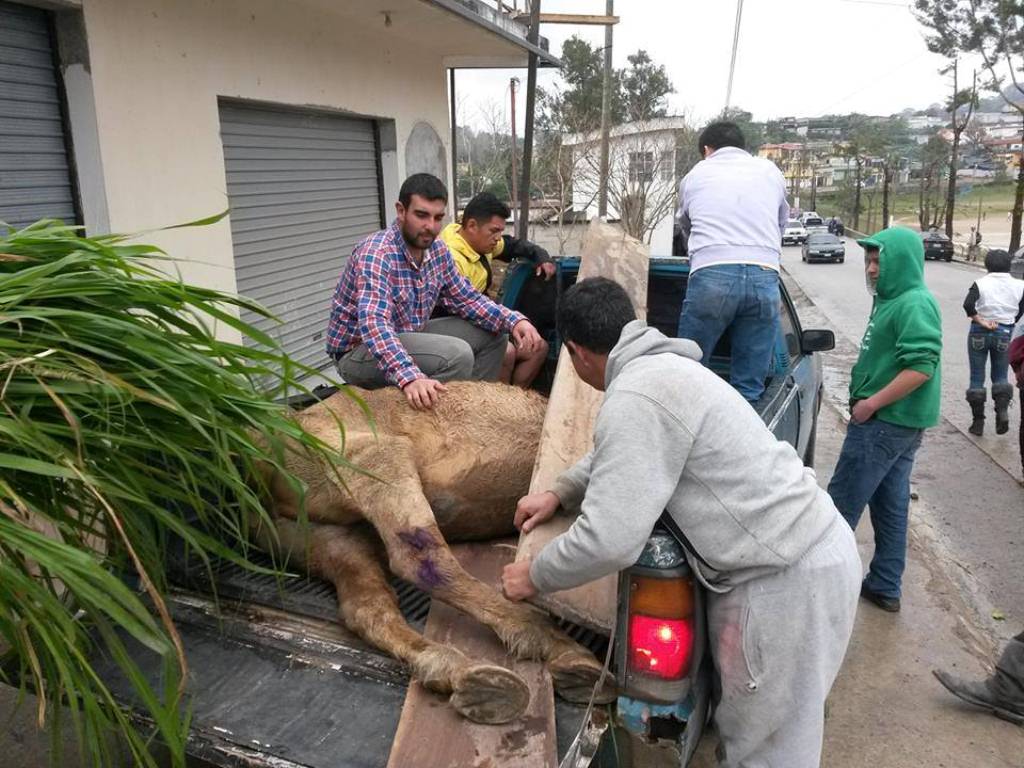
515, 221, 650, 633
386, 540, 558, 768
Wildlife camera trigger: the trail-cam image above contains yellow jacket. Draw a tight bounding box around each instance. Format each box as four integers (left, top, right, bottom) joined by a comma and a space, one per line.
441, 222, 504, 293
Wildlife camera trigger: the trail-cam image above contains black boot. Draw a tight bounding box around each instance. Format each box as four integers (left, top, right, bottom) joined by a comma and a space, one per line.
934, 633, 1024, 725
992, 383, 1014, 436
966, 388, 987, 436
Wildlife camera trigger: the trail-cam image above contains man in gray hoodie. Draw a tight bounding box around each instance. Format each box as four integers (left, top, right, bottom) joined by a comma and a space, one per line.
502, 277, 861, 768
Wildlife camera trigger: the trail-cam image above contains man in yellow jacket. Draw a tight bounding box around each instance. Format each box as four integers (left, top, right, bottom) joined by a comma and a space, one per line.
441, 192, 555, 387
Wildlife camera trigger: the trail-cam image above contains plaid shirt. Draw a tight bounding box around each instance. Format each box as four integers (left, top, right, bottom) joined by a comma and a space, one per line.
326, 221, 525, 388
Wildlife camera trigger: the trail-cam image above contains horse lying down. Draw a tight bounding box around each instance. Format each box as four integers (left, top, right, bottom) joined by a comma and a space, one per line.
256, 381, 612, 724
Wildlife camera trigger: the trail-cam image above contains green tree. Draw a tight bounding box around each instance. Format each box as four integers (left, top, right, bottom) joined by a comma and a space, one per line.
843, 116, 873, 231
539, 37, 678, 132
620, 50, 674, 122
917, 132, 951, 229
862, 119, 915, 229
914, 0, 1024, 250
938, 60, 978, 237
540, 36, 623, 133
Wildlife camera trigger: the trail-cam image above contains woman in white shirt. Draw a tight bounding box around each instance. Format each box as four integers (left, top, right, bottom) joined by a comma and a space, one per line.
963, 249, 1024, 435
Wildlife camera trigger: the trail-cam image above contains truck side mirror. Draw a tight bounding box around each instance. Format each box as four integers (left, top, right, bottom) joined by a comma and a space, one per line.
801, 329, 835, 353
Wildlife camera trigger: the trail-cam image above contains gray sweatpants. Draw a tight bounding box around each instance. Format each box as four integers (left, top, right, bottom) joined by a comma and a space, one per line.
335, 316, 508, 388
709, 518, 860, 768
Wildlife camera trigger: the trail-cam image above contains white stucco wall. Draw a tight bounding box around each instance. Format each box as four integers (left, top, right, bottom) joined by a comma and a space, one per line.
78, 0, 454, 316
570, 130, 678, 255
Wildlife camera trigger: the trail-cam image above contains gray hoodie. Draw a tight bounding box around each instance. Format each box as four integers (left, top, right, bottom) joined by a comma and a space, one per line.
530, 320, 841, 594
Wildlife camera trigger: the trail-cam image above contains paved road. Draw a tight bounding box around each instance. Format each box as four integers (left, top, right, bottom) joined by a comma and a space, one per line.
782, 238, 1024, 632
783, 237, 1021, 480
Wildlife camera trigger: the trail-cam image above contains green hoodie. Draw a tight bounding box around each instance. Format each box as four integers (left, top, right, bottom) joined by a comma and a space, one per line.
849, 227, 942, 429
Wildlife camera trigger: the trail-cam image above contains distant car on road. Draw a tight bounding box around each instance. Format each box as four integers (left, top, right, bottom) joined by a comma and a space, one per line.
783, 219, 808, 245
802, 232, 846, 263
922, 230, 954, 262
803, 216, 828, 236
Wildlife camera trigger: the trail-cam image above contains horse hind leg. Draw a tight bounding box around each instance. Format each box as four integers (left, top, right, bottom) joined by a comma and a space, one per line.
343, 436, 615, 705
265, 517, 530, 724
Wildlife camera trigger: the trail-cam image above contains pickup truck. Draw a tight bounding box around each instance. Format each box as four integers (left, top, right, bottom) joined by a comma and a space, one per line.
94, 256, 833, 768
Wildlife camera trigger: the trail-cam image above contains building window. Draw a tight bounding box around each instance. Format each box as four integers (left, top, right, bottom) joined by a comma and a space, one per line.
659, 150, 674, 181
628, 151, 655, 184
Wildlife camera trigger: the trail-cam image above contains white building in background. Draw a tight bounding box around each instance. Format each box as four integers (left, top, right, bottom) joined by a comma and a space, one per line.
563, 117, 693, 256
0, 0, 555, 383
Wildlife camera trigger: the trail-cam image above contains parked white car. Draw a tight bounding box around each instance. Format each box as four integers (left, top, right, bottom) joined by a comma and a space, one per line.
782, 220, 808, 246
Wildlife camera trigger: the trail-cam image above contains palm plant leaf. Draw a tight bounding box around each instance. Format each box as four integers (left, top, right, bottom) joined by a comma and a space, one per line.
0, 219, 354, 766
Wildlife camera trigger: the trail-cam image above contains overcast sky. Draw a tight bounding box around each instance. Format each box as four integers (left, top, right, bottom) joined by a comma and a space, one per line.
455, 0, 964, 132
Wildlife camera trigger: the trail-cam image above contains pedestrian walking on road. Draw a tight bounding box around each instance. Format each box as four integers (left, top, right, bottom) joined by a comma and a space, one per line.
502, 277, 860, 768
828, 228, 943, 613
934, 631, 1024, 725
674, 121, 790, 402
962, 249, 1024, 436
968, 227, 983, 262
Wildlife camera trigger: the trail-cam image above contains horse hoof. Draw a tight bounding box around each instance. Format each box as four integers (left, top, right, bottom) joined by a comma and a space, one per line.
450, 664, 530, 724
549, 651, 617, 704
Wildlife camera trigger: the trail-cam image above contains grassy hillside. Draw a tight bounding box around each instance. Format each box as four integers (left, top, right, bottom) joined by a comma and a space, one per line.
812, 180, 1018, 235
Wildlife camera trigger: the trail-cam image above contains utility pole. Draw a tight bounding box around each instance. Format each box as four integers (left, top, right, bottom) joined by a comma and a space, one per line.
597, 0, 613, 217
724, 0, 745, 112
449, 69, 458, 214
510, 77, 519, 225
517, 0, 541, 240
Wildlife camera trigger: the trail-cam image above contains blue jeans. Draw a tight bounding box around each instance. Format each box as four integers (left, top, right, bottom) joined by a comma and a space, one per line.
967, 324, 1013, 389
827, 419, 924, 599
677, 264, 780, 401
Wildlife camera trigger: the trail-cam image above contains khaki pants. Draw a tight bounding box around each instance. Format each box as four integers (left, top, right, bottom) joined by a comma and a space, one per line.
335, 316, 508, 388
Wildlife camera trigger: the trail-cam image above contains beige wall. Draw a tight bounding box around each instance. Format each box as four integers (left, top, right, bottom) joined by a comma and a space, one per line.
79, 0, 452, 327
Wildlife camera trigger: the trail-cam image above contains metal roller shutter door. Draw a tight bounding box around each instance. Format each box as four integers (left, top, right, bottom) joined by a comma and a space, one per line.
0, 1, 76, 230
219, 101, 383, 378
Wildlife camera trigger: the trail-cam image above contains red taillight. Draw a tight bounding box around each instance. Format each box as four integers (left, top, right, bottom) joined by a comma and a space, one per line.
628, 614, 693, 680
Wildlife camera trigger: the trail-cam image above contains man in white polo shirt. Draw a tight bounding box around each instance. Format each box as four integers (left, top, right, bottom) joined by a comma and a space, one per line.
675, 121, 790, 402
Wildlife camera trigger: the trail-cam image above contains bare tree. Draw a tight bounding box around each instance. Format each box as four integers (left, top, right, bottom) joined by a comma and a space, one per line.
572, 118, 696, 246
531, 129, 596, 255
456, 98, 515, 203
963, 117, 990, 158
940, 60, 978, 237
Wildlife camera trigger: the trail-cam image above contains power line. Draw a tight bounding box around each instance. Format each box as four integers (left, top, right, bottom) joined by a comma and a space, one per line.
815, 50, 932, 115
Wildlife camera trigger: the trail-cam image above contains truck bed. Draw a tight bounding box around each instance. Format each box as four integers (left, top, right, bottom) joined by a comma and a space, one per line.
91, 552, 606, 767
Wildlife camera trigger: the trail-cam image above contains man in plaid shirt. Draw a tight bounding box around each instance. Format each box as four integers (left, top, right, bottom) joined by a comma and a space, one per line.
326, 173, 544, 410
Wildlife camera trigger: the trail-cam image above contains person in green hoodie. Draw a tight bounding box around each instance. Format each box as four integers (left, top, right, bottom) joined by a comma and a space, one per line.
827, 227, 943, 613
